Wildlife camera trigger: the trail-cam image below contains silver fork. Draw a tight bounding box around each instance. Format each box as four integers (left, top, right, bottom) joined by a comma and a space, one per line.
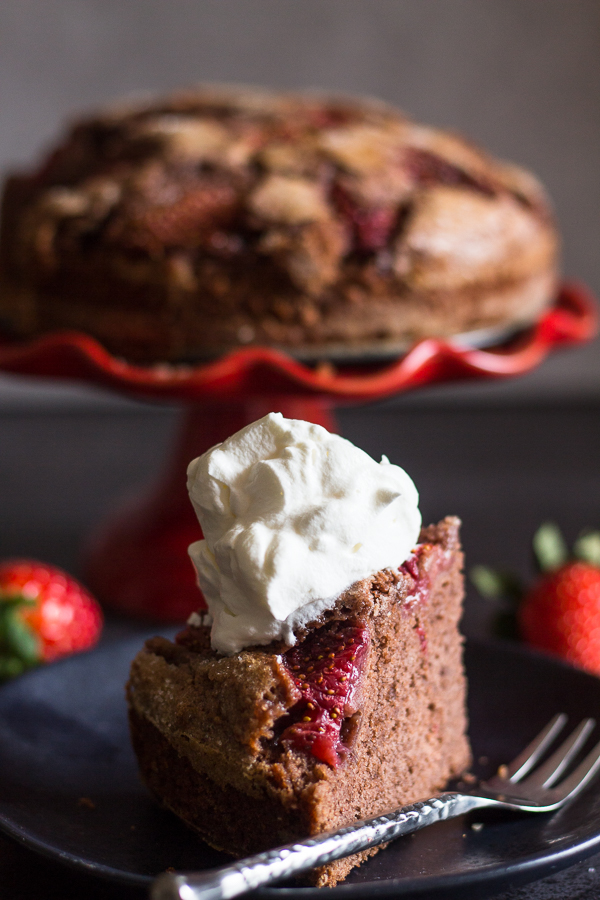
151, 714, 600, 900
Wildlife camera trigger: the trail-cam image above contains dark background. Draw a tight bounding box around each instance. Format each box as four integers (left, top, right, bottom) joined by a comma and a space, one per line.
1, 0, 599, 634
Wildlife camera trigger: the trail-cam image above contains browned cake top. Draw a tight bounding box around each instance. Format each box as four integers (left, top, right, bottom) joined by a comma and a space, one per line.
10, 84, 557, 299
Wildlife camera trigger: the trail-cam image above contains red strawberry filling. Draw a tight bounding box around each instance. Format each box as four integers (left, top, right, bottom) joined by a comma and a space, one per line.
399, 543, 433, 640
405, 148, 495, 196
399, 542, 433, 586
331, 146, 498, 256
280, 621, 370, 768
331, 184, 398, 253
399, 549, 422, 581
105, 179, 239, 255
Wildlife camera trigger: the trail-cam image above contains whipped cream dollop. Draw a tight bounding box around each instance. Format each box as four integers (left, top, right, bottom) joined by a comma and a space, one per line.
187, 413, 421, 655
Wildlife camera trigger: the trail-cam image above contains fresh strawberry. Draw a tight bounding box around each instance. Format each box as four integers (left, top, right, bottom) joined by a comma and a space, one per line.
0, 560, 103, 681
471, 523, 600, 676
281, 621, 370, 768
519, 561, 600, 673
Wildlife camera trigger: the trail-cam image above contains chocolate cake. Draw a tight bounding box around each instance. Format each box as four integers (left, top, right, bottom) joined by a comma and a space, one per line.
0, 84, 558, 363
127, 516, 470, 887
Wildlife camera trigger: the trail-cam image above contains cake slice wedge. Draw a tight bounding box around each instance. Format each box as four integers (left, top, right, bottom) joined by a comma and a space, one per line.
127, 515, 470, 887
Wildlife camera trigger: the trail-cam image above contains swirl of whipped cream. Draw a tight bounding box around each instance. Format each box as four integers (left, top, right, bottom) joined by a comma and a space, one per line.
187, 413, 421, 655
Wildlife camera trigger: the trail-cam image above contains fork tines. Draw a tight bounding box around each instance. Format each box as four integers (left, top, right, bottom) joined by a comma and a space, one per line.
489, 713, 600, 806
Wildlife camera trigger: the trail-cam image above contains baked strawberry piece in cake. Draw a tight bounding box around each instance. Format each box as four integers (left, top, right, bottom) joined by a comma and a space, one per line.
127, 414, 470, 886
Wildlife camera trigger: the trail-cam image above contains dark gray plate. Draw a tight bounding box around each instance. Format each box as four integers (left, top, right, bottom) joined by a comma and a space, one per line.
1, 634, 600, 900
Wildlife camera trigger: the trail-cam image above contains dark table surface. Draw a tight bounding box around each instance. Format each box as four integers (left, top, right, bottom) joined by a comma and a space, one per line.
2, 827, 600, 900
2, 387, 600, 899
3, 833, 600, 900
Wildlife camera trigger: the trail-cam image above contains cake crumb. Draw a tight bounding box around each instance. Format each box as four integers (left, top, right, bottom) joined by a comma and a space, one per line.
78, 797, 95, 809
471, 822, 484, 832
497, 764, 509, 778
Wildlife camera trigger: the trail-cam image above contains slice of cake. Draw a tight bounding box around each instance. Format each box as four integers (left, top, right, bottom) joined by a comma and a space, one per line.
126, 414, 470, 886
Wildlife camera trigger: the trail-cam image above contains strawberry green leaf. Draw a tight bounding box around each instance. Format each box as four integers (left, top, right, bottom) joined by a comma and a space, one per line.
573, 531, 600, 567
2, 614, 40, 664
533, 522, 568, 572
0, 597, 41, 680
470, 565, 522, 603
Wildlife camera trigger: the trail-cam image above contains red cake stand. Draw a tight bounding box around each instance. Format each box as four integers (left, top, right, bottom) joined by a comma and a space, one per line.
0, 282, 597, 621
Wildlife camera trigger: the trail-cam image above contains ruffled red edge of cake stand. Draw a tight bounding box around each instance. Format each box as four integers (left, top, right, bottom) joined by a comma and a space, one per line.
0, 282, 596, 404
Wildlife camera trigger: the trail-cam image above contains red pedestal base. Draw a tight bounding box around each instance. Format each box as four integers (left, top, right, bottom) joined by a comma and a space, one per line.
83, 398, 336, 621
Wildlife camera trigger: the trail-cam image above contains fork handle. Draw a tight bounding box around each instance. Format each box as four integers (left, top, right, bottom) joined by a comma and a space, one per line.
151, 792, 486, 900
